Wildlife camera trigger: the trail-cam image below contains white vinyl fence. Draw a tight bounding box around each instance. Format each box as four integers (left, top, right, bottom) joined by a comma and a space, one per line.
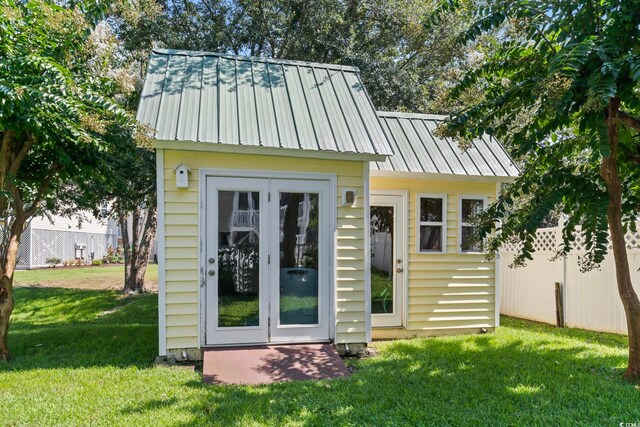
499, 226, 640, 335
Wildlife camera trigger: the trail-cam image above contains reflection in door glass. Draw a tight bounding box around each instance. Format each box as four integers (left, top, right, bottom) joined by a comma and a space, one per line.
370, 206, 394, 314
279, 192, 319, 325
217, 190, 260, 327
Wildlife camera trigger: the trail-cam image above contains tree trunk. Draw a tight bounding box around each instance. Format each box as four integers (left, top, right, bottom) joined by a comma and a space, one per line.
119, 212, 132, 289
0, 215, 25, 361
121, 207, 157, 294
602, 97, 640, 379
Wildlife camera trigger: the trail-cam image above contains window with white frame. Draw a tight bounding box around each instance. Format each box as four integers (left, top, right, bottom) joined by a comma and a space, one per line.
459, 197, 487, 253
417, 195, 446, 253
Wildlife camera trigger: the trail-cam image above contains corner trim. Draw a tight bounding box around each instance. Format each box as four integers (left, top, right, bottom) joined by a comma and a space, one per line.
156, 148, 167, 356
363, 162, 372, 343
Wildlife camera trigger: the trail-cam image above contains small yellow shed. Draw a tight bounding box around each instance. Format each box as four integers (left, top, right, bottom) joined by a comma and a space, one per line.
137, 49, 392, 360
137, 49, 518, 361
368, 111, 518, 339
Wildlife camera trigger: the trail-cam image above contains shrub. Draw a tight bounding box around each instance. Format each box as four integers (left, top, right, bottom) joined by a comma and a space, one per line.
45, 257, 61, 268
91, 259, 103, 266
102, 246, 124, 264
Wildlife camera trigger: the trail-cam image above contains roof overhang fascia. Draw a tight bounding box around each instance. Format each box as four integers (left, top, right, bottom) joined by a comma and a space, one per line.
370, 169, 517, 183
153, 139, 389, 162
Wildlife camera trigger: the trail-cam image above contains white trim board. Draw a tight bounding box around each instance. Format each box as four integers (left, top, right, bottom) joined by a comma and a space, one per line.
363, 163, 372, 342
156, 148, 167, 356
154, 140, 388, 162
494, 183, 501, 327
370, 170, 516, 183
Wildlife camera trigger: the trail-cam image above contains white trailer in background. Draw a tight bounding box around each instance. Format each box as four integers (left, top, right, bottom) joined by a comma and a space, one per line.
16, 213, 119, 269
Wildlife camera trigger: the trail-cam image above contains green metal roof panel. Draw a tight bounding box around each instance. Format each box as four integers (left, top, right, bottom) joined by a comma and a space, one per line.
137, 49, 393, 156
373, 112, 519, 178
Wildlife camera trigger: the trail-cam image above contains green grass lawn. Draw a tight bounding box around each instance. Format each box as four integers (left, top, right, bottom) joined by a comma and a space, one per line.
2, 286, 640, 426
14, 264, 158, 291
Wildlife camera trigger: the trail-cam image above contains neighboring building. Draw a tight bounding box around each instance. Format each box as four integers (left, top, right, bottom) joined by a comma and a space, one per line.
137, 49, 518, 361
16, 213, 119, 269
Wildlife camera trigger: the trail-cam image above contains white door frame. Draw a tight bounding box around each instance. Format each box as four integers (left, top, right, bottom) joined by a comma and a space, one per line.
199, 168, 337, 347
370, 190, 408, 328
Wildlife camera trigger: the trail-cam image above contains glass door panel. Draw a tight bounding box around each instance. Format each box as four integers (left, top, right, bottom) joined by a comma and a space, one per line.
278, 192, 320, 326
206, 177, 269, 345
217, 190, 260, 327
370, 205, 394, 315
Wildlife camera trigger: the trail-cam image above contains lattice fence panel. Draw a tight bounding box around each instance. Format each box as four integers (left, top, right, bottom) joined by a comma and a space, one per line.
15, 231, 30, 269
533, 229, 559, 253
500, 225, 640, 255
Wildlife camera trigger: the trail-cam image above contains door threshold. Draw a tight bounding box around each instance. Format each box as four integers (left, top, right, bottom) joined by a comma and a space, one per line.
204, 340, 332, 349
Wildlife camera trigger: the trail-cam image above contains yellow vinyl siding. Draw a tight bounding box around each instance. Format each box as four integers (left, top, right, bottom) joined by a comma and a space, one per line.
162, 149, 367, 351
370, 175, 497, 336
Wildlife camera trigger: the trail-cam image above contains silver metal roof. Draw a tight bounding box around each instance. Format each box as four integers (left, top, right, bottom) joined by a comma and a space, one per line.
137, 49, 392, 156
372, 112, 519, 177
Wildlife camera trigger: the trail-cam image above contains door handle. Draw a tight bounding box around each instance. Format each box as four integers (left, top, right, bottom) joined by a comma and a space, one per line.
396, 268, 403, 273
208, 270, 216, 276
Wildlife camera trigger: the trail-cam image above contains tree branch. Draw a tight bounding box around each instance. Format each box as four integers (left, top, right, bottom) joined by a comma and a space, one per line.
7, 180, 24, 218
24, 163, 62, 218
9, 132, 35, 175
618, 110, 640, 133
0, 130, 15, 189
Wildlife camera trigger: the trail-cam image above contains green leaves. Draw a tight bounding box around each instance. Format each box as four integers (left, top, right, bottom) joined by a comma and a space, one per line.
434, 0, 640, 267
0, 0, 138, 220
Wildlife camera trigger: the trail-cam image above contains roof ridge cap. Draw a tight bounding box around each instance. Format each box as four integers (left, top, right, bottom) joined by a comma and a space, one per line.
151, 49, 360, 72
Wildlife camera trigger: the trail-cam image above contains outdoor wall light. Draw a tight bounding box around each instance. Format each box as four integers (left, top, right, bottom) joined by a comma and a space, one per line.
341, 189, 356, 206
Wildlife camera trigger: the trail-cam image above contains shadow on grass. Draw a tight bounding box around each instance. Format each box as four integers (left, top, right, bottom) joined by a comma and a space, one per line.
4, 286, 639, 425
2, 287, 158, 371
165, 332, 638, 426
502, 315, 629, 349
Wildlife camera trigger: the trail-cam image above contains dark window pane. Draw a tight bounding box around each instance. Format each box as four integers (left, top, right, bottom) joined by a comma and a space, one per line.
279, 192, 319, 325
461, 199, 484, 223
217, 191, 260, 327
461, 225, 483, 252
419, 225, 442, 251
420, 198, 443, 222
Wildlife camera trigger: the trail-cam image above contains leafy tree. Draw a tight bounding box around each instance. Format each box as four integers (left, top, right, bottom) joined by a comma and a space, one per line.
68, 123, 157, 294
435, 0, 640, 379
0, 0, 137, 359
110, 0, 484, 113
71, 20, 157, 295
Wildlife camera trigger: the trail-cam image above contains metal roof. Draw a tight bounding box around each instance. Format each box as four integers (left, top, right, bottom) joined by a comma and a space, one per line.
137, 49, 392, 156
372, 111, 519, 178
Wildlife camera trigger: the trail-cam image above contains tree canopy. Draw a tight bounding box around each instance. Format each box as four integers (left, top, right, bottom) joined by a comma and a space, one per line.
108, 0, 489, 113
435, 0, 640, 378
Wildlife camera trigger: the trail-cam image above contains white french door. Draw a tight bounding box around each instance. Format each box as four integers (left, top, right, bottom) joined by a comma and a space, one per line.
269, 179, 331, 343
370, 193, 406, 328
205, 176, 331, 346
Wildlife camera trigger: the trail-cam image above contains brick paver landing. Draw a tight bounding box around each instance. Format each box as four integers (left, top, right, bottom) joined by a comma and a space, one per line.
202, 344, 350, 385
